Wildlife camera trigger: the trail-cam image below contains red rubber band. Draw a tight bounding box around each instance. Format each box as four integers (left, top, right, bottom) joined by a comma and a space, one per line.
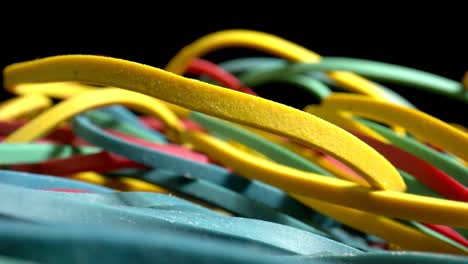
188, 58, 257, 95
353, 132, 468, 202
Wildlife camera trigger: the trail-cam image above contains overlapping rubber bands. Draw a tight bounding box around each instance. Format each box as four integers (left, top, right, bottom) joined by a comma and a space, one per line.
0, 29, 467, 263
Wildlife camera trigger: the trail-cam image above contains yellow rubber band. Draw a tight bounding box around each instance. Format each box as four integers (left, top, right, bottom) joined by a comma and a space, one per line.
70, 171, 170, 193
0, 94, 52, 121
3, 55, 404, 191
302, 106, 390, 143
184, 130, 468, 228
10, 82, 96, 99
70, 171, 231, 215
293, 195, 467, 254
166, 29, 388, 100
243, 126, 370, 186
3, 88, 184, 143
307, 93, 468, 162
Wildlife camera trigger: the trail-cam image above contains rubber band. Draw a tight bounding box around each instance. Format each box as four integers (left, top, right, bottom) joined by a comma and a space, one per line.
397, 170, 440, 198
10, 151, 145, 175
0, 94, 52, 121
120, 168, 326, 235
83, 110, 167, 142
408, 221, 468, 253
3, 88, 184, 143
238, 57, 467, 102
0, 120, 86, 145
353, 132, 468, 201
0, 143, 99, 165
107, 130, 209, 162
71, 115, 318, 223
139, 116, 205, 132
2, 87, 321, 225
0, 220, 360, 263
220, 57, 415, 107
320, 57, 467, 101
0, 254, 39, 264
0, 170, 112, 193
188, 111, 468, 250
188, 58, 257, 95
3, 54, 404, 191
292, 194, 466, 254
0, 183, 359, 255
245, 128, 438, 197
242, 127, 368, 184
301, 105, 391, 142
423, 223, 468, 247
183, 130, 468, 228
305, 93, 468, 161
189, 112, 333, 176
67, 171, 165, 192
358, 119, 468, 187
165, 29, 388, 100
95, 105, 168, 143
11, 81, 96, 99
5, 56, 467, 226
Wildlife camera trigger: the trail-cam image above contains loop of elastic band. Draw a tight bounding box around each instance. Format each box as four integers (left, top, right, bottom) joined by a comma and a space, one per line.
71, 114, 318, 223
0, 182, 359, 255
165, 29, 389, 100
306, 93, 468, 161
3, 54, 405, 191
0, 94, 52, 121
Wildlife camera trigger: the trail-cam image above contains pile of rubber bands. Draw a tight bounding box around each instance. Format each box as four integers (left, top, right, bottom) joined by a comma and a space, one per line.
0, 29, 467, 264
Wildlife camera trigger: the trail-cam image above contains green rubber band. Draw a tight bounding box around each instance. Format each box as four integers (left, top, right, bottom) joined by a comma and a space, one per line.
408, 221, 468, 253
220, 57, 413, 107
189, 112, 332, 176
358, 119, 468, 187
0, 144, 99, 165
84, 110, 165, 143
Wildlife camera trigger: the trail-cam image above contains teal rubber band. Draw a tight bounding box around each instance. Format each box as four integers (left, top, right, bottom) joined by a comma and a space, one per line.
71, 115, 324, 225
84, 110, 166, 143
120, 168, 328, 236
0, 183, 360, 255
96, 105, 167, 143
0, 170, 112, 193
0, 255, 38, 264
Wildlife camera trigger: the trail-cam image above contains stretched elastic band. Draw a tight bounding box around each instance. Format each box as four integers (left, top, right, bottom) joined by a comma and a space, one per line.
165, 29, 388, 100
3, 54, 404, 191
0, 94, 51, 120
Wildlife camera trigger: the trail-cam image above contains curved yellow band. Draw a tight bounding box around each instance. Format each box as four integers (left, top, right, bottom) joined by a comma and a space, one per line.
0, 94, 52, 121
166, 29, 388, 100
3, 55, 404, 191
307, 93, 468, 161
10, 82, 96, 98
3, 88, 184, 143
185, 130, 468, 228
293, 195, 466, 254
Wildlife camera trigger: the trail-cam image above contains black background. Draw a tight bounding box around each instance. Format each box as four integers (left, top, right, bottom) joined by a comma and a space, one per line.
0, 9, 466, 125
